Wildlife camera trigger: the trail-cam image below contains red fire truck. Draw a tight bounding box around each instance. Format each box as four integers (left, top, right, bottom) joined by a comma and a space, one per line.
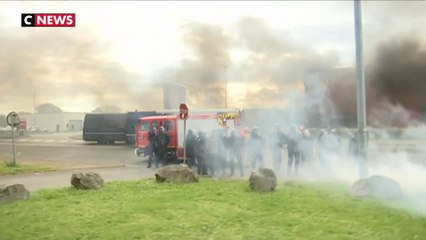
134, 109, 241, 163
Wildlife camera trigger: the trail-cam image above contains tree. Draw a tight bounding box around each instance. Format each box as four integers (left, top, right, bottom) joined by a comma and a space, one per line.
92, 105, 122, 113
35, 103, 63, 113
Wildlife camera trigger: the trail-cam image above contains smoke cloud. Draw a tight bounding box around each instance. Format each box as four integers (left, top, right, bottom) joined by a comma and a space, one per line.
235, 17, 338, 107
0, 30, 161, 113
160, 16, 339, 111
368, 37, 426, 126
158, 22, 232, 108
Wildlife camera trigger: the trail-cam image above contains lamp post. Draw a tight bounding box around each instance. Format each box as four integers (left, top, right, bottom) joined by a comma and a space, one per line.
224, 65, 228, 109
354, 0, 368, 178
33, 83, 36, 126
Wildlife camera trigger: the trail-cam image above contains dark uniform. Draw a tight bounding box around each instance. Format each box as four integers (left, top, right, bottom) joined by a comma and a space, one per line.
249, 127, 264, 171
270, 126, 285, 175
228, 130, 244, 177
156, 126, 170, 166
286, 126, 302, 175
300, 129, 313, 165
146, 127, 158, 168
195, 131, 208, 175
185, 129, 197, 168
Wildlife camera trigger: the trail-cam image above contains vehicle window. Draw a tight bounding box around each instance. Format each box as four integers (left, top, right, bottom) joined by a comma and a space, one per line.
140, 121, 150, 131
84, 113, 127, 132
152, 121, 158, 130
164, 120, 173, 131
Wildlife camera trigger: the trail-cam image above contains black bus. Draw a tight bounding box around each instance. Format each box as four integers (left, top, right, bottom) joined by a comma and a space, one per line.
83, 113, 127, 144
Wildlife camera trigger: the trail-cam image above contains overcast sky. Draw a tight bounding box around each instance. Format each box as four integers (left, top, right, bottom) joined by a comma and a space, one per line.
1, 1, 425, 114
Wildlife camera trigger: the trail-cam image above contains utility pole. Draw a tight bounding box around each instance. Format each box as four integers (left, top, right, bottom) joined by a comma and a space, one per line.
33, 84, 36, 126
354, 0, 368, 178
224, 65, 228, 109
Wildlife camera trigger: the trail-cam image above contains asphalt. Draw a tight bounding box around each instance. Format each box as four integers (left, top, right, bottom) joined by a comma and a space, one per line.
0, 131, 157, 191
0, 165, 159, 191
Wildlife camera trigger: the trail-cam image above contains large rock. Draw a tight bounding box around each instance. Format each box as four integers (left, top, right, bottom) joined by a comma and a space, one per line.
71, 172, 104, 190
0, 184, 30, 204
155, 164, 199, 183
349, 175, 403, 200
249, 168, 277, 192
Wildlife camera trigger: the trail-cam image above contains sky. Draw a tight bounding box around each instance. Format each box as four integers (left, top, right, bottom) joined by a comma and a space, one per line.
1, 1, 426, 114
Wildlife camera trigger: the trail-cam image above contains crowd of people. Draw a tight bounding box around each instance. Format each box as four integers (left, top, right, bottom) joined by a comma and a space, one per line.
145, 124, 358, 177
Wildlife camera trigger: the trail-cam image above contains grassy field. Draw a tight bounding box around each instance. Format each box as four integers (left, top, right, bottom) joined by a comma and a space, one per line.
0, 161, 55, 175
0, 179, 425, 240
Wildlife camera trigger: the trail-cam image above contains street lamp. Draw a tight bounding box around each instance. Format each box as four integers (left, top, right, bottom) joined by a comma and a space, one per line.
33, 83, 36, 126
224, 65, 228, 109
354, 0, 368, 178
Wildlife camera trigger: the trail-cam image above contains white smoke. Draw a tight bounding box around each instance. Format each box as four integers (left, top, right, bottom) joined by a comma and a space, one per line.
276, 130, 426, 216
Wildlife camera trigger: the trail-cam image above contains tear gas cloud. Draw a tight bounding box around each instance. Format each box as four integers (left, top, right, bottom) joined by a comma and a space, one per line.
295, 142, 426, 216
269, 35, 426, 215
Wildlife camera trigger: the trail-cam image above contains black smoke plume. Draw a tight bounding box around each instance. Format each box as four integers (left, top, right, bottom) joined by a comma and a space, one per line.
368, 37, 426, 126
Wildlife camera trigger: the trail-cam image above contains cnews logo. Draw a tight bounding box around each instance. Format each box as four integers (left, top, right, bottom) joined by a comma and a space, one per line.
21, 13, 75, 27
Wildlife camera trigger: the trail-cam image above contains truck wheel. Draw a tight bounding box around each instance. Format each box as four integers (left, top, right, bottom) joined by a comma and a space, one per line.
107, 140, 115, 144
97, 137, 107, 144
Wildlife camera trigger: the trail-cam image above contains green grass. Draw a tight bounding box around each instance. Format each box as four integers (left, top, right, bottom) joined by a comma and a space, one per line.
0, 161, 55, 175
0, 179, 425, 240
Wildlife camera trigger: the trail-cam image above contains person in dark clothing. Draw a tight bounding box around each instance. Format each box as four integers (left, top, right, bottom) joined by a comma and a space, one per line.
348, 135, 357, 159
195, 131, 208, 175
349, 130, 369, 178
209, 128, 230, 176
270, 124, 285, 175
300, 129, 313, 165
228, 129, 244, 177
249, 127, 264, 171
155, 126, 170, 166
146, 127, 158, 168
317, 129, 330, 173
185, 129, 197, 168
285, 125, 302, 175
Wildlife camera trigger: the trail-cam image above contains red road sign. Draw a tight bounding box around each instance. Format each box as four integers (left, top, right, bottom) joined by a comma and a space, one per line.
179, 103, 189, 120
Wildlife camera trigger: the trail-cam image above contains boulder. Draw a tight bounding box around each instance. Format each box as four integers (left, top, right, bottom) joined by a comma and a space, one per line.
155, 164, 199, 183
71, 172, 104, 190
349, 175, 403, 200
249, 168, 277, 192
0, 184, 30, 204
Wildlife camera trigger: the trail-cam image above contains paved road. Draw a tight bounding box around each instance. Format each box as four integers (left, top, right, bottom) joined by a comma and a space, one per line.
0, 144, 140, 167
0, 165, 158, 191
0, 132, 161, 191
0, 131, 141, 167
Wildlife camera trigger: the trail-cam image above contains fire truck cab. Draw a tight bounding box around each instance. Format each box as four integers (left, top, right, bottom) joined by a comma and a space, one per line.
134, 109, 241, 164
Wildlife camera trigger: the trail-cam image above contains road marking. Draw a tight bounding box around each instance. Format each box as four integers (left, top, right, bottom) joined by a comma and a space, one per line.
30, 139, 43, 143
45, 139, 55, 143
